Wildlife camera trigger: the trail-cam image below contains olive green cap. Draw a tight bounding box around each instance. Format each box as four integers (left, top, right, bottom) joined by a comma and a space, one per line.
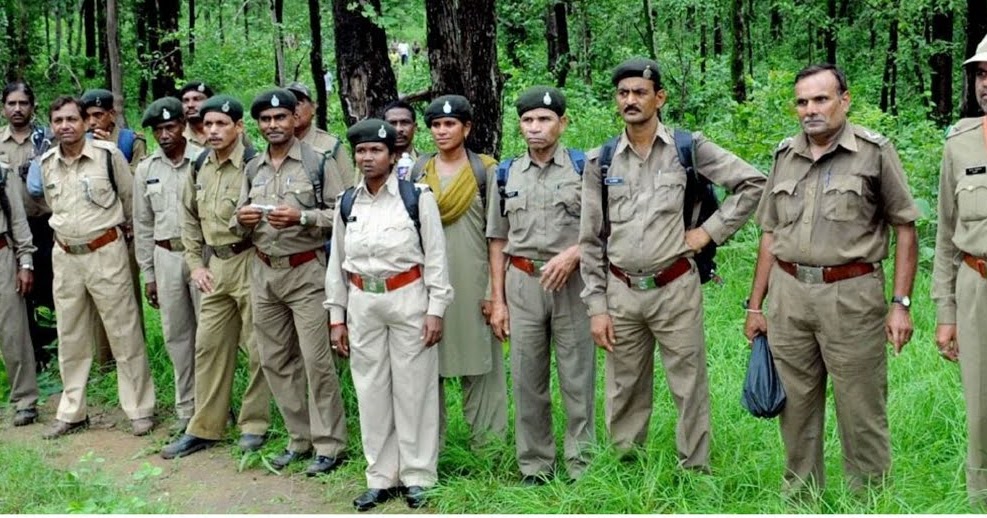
424, 94, 473, 125
611, 57, 663, 89
250, 88, 297, 119
178, 81, 214, 98
80, 89, 115, 111
515, 86, 566, 117
198, 95, 243, 122
346, 118, 397, 151
285, 82, 313, 102
141, 97, 184, 127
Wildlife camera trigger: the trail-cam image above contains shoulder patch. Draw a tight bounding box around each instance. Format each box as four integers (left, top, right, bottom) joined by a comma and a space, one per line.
853, 126, 889, 146
40, 147, 58, 162
90, 139, 117, 151
586, 147, 602, 161
774, 137, 793, 154
946, 117, 981, 139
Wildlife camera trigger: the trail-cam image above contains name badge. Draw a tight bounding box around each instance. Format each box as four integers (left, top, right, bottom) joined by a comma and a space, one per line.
253, 178, 267, 187
145, 178, 160, 185
503, 191, 519, 199
604, 177, 625, 186
345, 216, 357, 223
966, 166, 986, 176
194, 184, 203, 191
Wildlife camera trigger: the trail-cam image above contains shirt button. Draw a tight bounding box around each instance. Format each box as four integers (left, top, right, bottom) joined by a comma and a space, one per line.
806, 189, 814, 196
800, 247, 807, 252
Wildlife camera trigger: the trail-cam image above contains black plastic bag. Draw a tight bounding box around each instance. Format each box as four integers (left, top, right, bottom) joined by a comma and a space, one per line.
741, 334, 786, 418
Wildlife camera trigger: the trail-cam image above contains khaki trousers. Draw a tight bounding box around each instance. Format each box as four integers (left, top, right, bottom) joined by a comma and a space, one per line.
766, 263, 890, 494
438, 336, 508, 449
251, 253, 347, 457
185, 250, 271, 440
349, 279, 439, 489
605, 264, 710, 469
93, 240, 144, 366
52, 236, 155, 422
956, 262, 987, 505
0, 245, 39, 411
154, 245, 200, 419
506, 265, 595, 478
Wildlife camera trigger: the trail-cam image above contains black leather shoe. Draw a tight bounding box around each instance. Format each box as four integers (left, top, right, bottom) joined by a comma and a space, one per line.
238, 433, 266, 451
271, 449, 312, 470
13, 408, 38, 427
521, 473, 550, 486
353, 487, 396, 512
161, 433, 217, 459
305, 455, 345, 476
42, 417, 89, 439
405, 485, 428, 508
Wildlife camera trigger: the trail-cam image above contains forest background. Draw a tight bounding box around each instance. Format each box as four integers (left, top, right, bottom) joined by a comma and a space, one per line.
0, 0, 985, 513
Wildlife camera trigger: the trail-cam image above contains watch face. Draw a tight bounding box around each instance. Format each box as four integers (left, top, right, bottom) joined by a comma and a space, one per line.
902, 296, 911, 307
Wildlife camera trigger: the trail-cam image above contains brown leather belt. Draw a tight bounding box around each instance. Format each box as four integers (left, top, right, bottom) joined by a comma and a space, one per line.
155, 238, 185, 252
256, 248, 319, 269
609, 257, 692, 290
210, 238, 253, 260
964, 253, 987, 279
776, 258, 876, 284
57, 227, 119, 255
349, 265, 423, 293
0, 234, 7, 251
509, 255, 546, 276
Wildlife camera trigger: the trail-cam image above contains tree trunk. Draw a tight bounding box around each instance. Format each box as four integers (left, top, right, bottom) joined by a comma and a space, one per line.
580, 0, 592, 85
307, 0, 327, 130
642, 0, 658, 60
106, 0, 123, 115
97, 1, 110, 86
153, 0, 183, 98
218, 0, 225, 44
331, 0, 398, 125
730, 0, 746, 102
545, 1, 571, 87
424, 0, 504, 156
83, 0, 96, 77
6, 0, 33, 80
244, 0, 249, 42
961, 0, 987, 117
880, 17, 899, 115
713, 15, 723, 56
271, 0, 286, 85
823, 0, 837, 63
745, 0, 753, 77
135, 0, 148, 104
700, 20, 707, 81
770, 6, 782, 41
189, 0, 196, 63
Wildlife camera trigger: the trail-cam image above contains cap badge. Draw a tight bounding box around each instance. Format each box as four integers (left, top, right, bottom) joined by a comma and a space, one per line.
197, 83, 206, 92
221, 101, 230, 113
162, 108, 171, 120
94, 97, 102, 107
271, 95, 280, 107
442, 101, 452, 114
378, 125, 387, 138
642, 66, 653, 80
543, 92, 552, 105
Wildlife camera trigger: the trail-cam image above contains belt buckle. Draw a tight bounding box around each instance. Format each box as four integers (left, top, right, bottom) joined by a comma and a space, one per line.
628, 273, 657, 291
361, 276, 386, 294
269, 255, 291, 269
531, 259, 546, 272
795, 264, 824, 284
66, 243, 90, 254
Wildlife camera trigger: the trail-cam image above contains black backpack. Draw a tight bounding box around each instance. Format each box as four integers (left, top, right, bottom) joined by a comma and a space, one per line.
339, 180, 422, 248
598, 128, 721, 284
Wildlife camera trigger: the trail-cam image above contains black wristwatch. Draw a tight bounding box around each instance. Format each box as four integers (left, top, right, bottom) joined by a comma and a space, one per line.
891, 295, 911, 310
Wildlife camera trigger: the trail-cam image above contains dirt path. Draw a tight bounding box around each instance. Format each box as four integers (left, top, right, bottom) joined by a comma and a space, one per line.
2, 396, 416, 514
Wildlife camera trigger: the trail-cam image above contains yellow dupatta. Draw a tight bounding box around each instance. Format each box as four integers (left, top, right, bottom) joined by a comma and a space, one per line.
422, 153, 496, 225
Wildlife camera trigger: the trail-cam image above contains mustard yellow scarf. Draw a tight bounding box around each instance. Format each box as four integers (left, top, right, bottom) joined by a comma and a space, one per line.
423, 153, 496, 225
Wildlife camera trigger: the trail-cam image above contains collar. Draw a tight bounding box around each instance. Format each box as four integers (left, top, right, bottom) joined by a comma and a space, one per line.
614, 119, 672, 156
259, 138, 302, 167
56, 138, 99, 163
151, 142, 197, 165
357, 171, 399, 197
793, 122, 858, 157
209, 137, 246, 168
0, 124, 30, 145
519, 143, 567, 171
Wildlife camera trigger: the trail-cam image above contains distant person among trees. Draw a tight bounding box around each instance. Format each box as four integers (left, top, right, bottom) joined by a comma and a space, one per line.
579, 58, 764, 471
486, 86, 596, 485
133, 97, 203, 435
397, 41, 410, 65
931, 35, 987, 508
745, 63, 919, 498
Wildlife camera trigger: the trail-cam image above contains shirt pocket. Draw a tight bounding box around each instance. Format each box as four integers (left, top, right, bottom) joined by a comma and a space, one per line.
84, 175, 117, 209
288, 183, 317, 209
653, 173, 686, 214
821, 174, 863, 222
607, 185, 635, 222
769, 178, 801, 225
553, 183, 581, 227
248, 179, 273, 206
381, 218, 419, 256
146, 182, 166, 213
504, 193, 527, 230
956, 178, 987, 222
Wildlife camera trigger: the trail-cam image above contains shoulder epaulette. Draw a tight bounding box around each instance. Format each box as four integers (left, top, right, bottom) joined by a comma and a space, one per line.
774, 137, 793, 155
853, 126, 889, 146
90, 139, 117, 151
586, 147, 602, 161
414, 182, 432, 193
40, 147, 58, 162
946, 117, 982, 139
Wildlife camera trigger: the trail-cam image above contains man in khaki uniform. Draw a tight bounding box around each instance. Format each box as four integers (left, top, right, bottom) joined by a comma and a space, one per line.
487, 86, 595, 484
39, 96, 156, 439
744, 64, 919, 495
1, 81, 57, 369
579, 58, 764, 470
285, 82, 355, 186
233, 89, 349, 476
417, 95, 508, 449
931, 36, 987, 507
134, 97, 202, 433
0, 157, 40, 426
326, 119, 453, 511
162, 95, 272, 459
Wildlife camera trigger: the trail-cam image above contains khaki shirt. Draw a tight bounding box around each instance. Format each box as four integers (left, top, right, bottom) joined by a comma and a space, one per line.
233, 139, 350, 256
182, 138, 250, 271
487, 144, 581, 259
756, 123, 919, 267
324, 173, 454, 323
0, 172, 36, 266
108, 125, 147, 173
0, 124, 51, 217
932, 117, 987, 324
300, 125, 356, 186
579, 122, 766, 316
134, 143, 203, 282
40, 139, 133, 243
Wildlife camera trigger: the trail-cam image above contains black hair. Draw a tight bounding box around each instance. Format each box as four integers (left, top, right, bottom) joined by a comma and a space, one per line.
795, 64, 849, 94
2, 81, 35, 105
381, 100, 417, 122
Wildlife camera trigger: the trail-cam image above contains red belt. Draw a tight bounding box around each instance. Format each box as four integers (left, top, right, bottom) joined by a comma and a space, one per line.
776, 259, 875, 284
57, 227, 118, 255
509, 255, 546, 276
964, 254, 987, 279
609, 257, 692, 290
256, 248, 319, 269
349, 265, 423, 293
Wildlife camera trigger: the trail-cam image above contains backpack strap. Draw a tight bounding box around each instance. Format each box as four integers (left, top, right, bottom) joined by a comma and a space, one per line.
0, 166, 12, 233
495, 157, 516, 218
466, 150, 488, 208
299, 144, 328, 209
116, 128, 137, 162
191, 149, 211, 183
566, 148, 586, 175
397, 179, 423, 249
674, 128, 701, 228
597, 137, 620, 240
340, 187, 357, 225
408, 152, 435, 182
103, 149, 118, 194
